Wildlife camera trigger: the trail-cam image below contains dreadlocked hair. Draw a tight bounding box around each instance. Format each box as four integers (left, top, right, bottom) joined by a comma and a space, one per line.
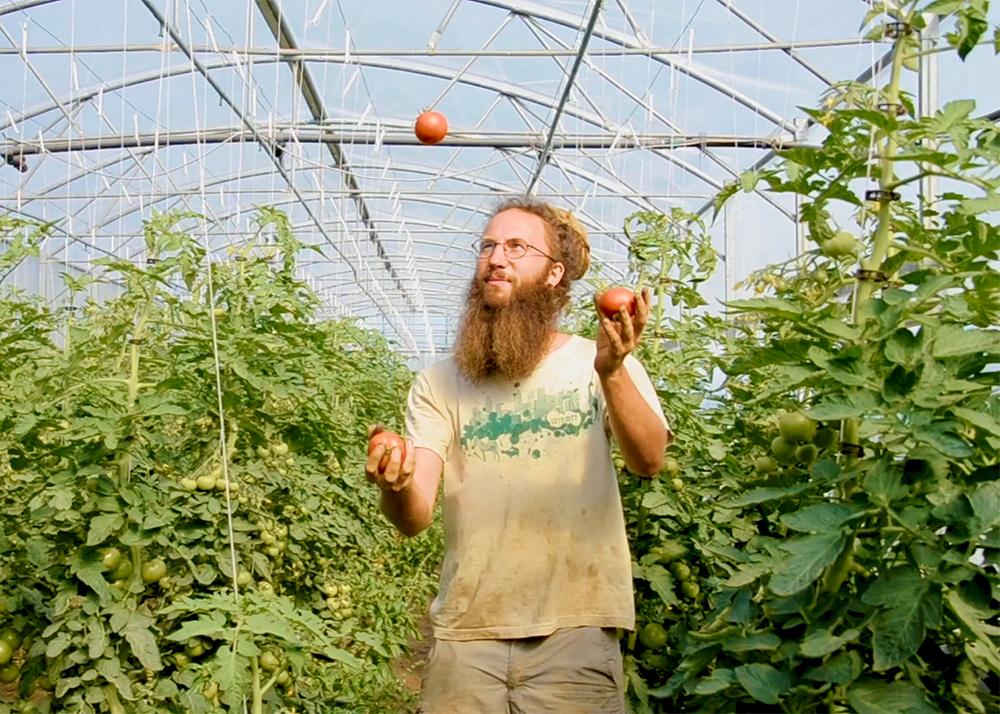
488, 197, 591, 293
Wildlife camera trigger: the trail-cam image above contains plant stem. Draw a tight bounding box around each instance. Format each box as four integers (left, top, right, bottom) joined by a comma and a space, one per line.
252, 655, 262, 714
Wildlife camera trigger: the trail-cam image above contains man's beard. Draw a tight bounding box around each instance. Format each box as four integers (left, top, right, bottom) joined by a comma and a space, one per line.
453, 272, 565, 384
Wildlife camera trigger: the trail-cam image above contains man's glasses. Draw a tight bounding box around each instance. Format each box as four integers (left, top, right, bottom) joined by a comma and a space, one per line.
475, 238, 554, 262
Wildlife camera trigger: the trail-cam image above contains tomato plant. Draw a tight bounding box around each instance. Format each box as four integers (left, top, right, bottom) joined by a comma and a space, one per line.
0, 209, 442, 713
569, 2, 999, 712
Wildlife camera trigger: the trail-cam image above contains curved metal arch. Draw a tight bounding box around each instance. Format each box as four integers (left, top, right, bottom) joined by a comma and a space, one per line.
0, 0, 60, 17
471, 0, 798, 133
76, 155, 640, 243
1, 51, 767, 198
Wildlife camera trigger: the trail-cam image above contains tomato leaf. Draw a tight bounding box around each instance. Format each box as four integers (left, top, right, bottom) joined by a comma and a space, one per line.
769, 533, 846, 597
67, 552, 113, 605
799, 627, 863, 658
243, 614, 304, 646
125, 624, 163, 671
87, 514, 123, 546
780, 504, 865, 533
165, 613, 227, 642
96, 658, 135, 701
931, 325, 1000, 358
211, 642, 250, 698
848, 679, 936, 714
806, 650, 862, 684
721, 631, 781, 652
805, 391, 879, 421
735, 663, 789, 705
719, 485, 808, 508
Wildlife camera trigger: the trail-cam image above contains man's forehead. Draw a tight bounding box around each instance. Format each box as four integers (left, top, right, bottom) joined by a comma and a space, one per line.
484, 210, 548, 245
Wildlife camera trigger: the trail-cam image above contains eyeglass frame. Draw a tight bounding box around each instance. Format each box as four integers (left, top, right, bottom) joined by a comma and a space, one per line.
474, 237, 557, 263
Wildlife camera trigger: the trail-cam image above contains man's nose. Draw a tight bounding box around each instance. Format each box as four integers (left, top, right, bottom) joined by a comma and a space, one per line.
487, 244, 508, 267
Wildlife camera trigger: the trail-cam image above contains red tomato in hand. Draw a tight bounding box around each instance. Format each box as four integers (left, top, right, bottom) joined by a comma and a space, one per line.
414, 111, 448, 145
369, 431, 406, 471
598, 287, 636, 320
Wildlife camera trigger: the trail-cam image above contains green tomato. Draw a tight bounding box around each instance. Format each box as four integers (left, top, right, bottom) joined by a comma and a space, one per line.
754, 456, 777, 474
663, 456, 679, 475
771, 436, 798, 465
276, 671, 290, 686
822, 231, 857, 258
271, 443, 289, 457
196, 475, 216, 490
0, 664, 19, 683
173, 653, 190, 667
185, 640, 205, 658
260, 651, 281, 671
813, 427, 838, 451
256, 447, 270, 459
796, 443, 819, 464
680, 581, 701, 599
638, 623, 668, 650
0, 629, 22, 650
266, 546, 281, 558
180, 478, 198, 491
203, 681, 219, 699
669, 561, 692, 581
110, 559, 133, 581
275, 525, 288, 539
670, 478, 684, 492
261, 530, 276, 545
101, 547, 122, 571
778, 412, 816, 443
0, 641, 12, 666
237, 571, 252, 587
141, 560, 167, 583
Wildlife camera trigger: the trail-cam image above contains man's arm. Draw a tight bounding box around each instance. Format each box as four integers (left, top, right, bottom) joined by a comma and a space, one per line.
601, 366, 671, 477
378, 446, 443, 537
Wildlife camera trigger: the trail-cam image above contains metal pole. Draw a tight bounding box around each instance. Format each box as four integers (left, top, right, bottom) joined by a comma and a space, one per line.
919, 13, 940, 230
525, 0, 604, 196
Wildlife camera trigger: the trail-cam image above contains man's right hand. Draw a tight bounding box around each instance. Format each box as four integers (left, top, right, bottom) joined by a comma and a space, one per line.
365, 424, 416, 493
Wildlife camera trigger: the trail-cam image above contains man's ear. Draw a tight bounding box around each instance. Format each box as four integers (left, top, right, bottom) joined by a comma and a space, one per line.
547, 262, 566, 287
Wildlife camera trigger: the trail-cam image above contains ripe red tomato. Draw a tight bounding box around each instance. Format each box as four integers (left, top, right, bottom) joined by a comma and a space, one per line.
414, 111, 448, 145
598, 287, 636, 319
369, 431, 406, 470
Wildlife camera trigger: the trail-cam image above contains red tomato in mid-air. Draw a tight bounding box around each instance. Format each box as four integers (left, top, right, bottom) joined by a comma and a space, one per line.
369, 431, 406, 471
414, 111, 448, 145
598, 287, 636, 320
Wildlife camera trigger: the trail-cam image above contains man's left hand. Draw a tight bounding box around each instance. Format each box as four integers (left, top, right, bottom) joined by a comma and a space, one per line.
594, 287, 651, 377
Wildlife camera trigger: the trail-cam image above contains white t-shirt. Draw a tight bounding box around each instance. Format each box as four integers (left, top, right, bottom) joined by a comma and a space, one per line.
404, 334, 670, 641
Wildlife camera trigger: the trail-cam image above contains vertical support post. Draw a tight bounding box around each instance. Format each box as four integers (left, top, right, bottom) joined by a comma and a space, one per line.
724, 198, 735, 305
918, 13, 940, 230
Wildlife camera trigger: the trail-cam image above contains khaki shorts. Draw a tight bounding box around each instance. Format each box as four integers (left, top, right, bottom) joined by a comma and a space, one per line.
418, 626, 627, 714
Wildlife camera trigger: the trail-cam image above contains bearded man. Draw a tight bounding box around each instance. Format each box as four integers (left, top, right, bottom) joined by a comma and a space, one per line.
365, 197, 672, 714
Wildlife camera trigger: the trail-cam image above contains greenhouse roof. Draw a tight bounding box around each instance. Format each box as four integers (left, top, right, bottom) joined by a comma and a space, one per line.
0, 0, 996, 362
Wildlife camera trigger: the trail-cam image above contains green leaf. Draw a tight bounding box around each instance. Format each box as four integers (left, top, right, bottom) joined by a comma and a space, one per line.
862, 568, 940, 671
86, 514, 123, 546
67, 553, 113, 605
718, 485, 808, 508
812, 317, 861, 342
243, 613, 304, 646
740, 170, 759, 193
848, 680, 936, 714
806, 650, 861, 684
799, 627, 862, 658
968, 481, 1000, 532
948, 588, 1000, 675
734, 663, 789, 705
769, 533, 847, 597
125, 625, 162, 672
952, 406, 1000, 437
781, 504, 865, 533
931, 325, 1000, 358
687, 668, 737, 695
643, 565, 680, 608
914, 421, 975, 458
806, 391, 879, 421
864, 463, 909, 504
722, 632, 781, 652
96, 658, 134, 702
166, 614, 227, 642
724, 298, 802, 319
211, 643, 250, 698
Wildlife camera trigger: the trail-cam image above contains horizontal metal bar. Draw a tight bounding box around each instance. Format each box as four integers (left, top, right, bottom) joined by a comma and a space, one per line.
8, 189, 712, 200
1, 127, 803, 155
0, 37, 873, 58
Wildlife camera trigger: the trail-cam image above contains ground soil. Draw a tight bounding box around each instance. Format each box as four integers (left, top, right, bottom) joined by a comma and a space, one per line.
392, 602, 435, 695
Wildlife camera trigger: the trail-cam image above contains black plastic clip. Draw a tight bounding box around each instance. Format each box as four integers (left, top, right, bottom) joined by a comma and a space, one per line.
865, 189, 900, 202
840, 442, 865, 458
877, 103, 906, 116
883, 22, 914, 39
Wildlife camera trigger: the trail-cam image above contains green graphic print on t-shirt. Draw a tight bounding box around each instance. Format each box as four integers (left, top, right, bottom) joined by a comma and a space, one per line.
460, 382, 600, 461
